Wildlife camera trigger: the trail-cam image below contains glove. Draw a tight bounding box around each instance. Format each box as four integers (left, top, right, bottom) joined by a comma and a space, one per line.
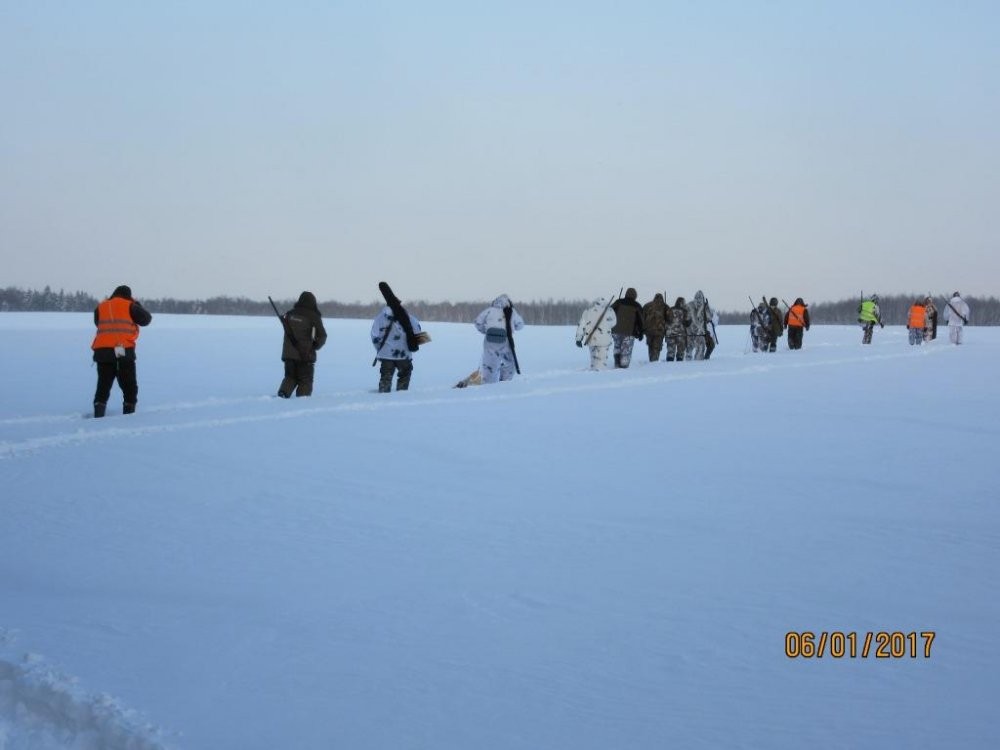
576, 340, 583, 348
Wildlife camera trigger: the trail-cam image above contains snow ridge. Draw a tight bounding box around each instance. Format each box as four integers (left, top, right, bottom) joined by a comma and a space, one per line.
0, 344, 945, 460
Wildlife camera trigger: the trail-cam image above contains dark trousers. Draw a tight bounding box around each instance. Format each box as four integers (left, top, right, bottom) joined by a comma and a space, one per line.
646, 337, 663, 362
788, 326, 804, 350
704, 333, 716, 359
94, 359, 138, 407
378, 359, 413, 392
279, 360, 315, 397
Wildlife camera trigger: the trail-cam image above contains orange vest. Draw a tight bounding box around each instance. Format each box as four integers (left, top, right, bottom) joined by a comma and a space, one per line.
92, 297, 139, 350
908, 305, 926, 329
787, 304, 806, 328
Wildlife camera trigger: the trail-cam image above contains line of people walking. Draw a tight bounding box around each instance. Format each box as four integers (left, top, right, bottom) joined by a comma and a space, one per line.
87, 285, 975, 416
575, 289, 721, 370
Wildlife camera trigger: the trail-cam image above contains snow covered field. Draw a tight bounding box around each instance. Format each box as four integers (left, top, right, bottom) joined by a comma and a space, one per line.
1, 312, 998, 749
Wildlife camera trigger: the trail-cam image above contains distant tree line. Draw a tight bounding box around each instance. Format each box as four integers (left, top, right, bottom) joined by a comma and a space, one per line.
0, 286, 592, 325
3, 286, 998, 325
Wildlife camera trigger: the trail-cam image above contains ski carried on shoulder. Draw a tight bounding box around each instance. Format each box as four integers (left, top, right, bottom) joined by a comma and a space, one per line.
373, 282, 430, 366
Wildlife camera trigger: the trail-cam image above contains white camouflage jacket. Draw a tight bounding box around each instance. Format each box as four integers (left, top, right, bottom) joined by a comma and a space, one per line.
576, 299, 617, 347
370, 306, 422, 360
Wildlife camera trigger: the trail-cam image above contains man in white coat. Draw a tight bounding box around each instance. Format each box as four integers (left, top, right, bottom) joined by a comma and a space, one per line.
576, 298, 617, 370
371, 305, 422, 392
943, 292, 971, 345
474, 294, 524, 384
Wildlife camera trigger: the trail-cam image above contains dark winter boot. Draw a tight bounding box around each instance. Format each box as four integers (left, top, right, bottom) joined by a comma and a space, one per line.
613, 354, 622, 368
93, 402, 107, 418
123, 402, 136, 415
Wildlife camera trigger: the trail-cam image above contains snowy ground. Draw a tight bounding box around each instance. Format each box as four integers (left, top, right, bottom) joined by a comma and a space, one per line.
1, 312, 998, 749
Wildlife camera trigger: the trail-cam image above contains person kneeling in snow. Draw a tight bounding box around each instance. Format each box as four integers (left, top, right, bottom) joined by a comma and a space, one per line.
474, 294, 524, 384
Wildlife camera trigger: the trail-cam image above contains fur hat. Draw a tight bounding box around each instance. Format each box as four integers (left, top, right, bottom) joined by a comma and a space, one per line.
769, 297, 778, 307
111, 285, 132, 299
625, 287, 638, 300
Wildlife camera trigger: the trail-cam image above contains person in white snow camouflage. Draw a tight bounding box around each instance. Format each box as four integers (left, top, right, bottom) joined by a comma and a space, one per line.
474, 294, 524, 383
576, 297, 617, 370
685, 291, 713, 360
610, 287, 644, 368
371, 305, 422, 392
704, 303, 720, 359
943, 292, 971, 345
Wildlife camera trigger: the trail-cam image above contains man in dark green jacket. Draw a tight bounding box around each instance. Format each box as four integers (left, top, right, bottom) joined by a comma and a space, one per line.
611, 287, 644, 368
277, 291, 328, 397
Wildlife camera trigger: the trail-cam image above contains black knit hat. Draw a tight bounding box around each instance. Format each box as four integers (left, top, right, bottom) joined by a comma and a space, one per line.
112, 285, 132, 299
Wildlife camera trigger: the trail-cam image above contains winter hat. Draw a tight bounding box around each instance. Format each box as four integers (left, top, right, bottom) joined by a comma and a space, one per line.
625, 287, 638, 300
769, 297, 778, 306
653, 293, 664, 302
953, 291, 960, 297
794, 297, 805, 306
296, 291, 318, 311
112, 285, 132, 299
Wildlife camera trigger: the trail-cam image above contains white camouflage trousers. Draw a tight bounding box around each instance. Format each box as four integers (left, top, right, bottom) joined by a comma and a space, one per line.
480, 342, 517, 383
686, 335, 707, 360
589, 345, 610, 370
949, 326, 964, 345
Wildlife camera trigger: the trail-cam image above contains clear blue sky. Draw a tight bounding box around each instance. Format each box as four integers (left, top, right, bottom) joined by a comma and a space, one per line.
2, 0, 997, 310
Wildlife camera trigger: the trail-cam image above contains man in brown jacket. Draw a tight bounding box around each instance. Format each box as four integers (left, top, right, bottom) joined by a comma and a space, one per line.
641, 293, 668, 362
277, 291, 328, 397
